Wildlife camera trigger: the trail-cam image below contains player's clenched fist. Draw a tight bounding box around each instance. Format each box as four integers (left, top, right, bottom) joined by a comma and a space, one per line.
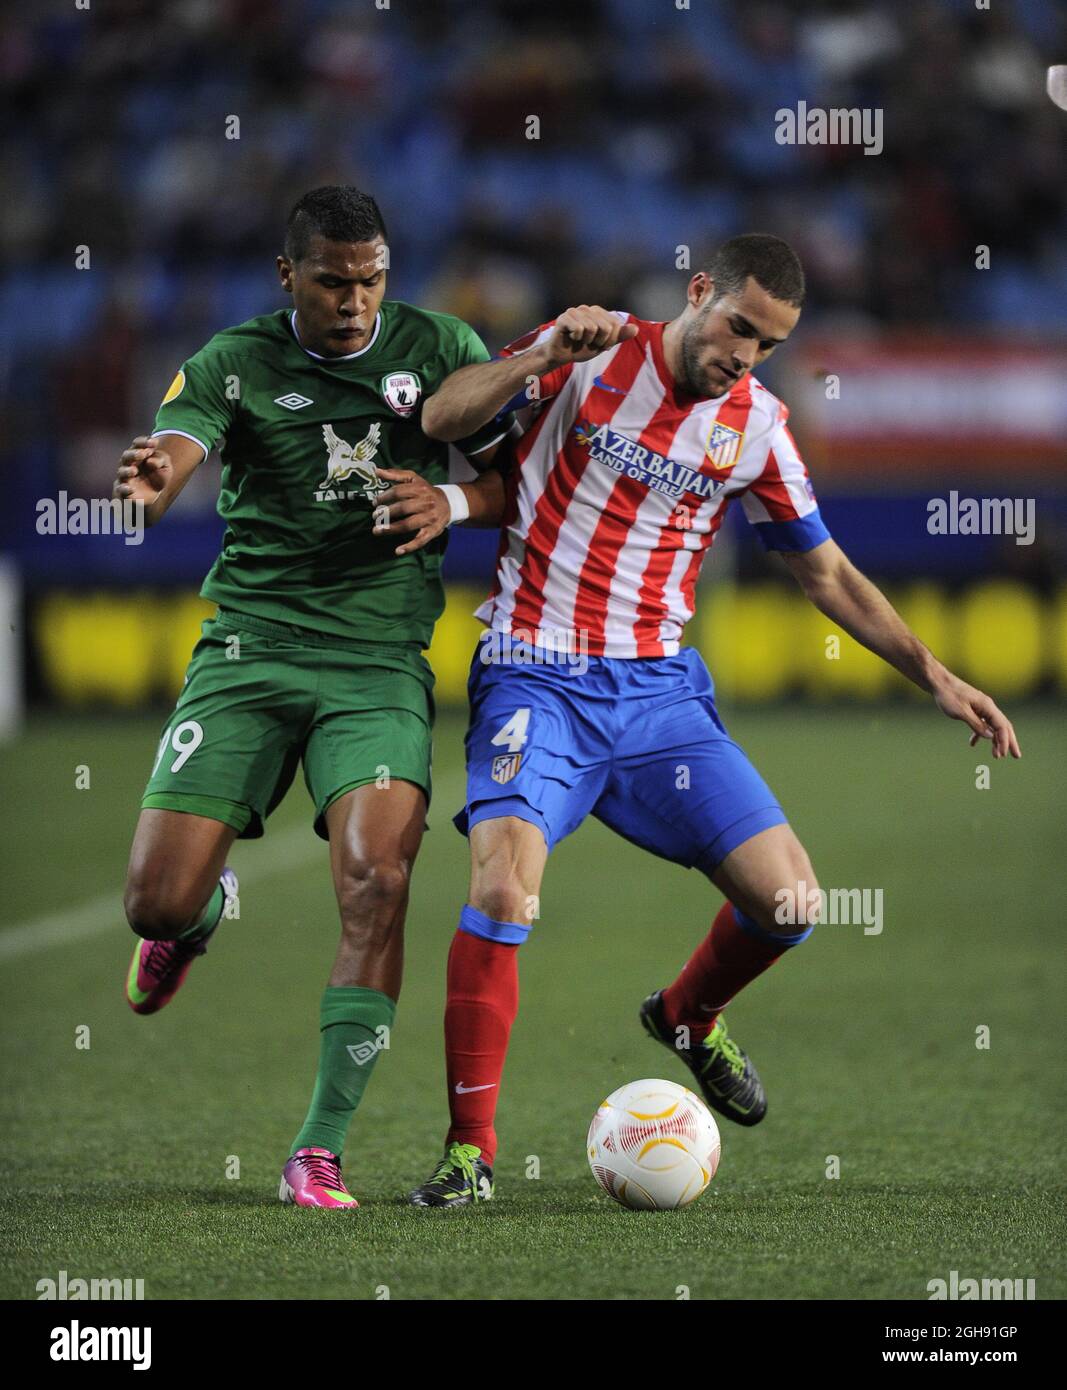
113, 436, 173, 504
536, 306, 638, 371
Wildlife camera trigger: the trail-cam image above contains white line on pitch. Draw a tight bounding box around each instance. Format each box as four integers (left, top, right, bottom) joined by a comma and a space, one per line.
0, 824, 325, 964
0, 770, 465, 964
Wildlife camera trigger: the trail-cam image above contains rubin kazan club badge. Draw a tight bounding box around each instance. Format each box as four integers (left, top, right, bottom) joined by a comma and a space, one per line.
381, 371, 421, 418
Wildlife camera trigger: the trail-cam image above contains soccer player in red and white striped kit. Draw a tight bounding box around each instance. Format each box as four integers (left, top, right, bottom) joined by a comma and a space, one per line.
403, 235, 1020, 1207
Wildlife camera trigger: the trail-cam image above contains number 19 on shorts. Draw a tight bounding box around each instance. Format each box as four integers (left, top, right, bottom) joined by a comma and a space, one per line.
153, 720, 205, 776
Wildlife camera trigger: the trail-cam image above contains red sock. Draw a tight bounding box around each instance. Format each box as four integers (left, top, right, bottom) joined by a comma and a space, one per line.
444, 927, 519, 1166
660, 902, 786, 1042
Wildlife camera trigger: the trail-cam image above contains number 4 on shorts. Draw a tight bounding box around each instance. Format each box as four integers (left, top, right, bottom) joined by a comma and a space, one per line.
153, 719, 205, 775
490, 708, 530, 753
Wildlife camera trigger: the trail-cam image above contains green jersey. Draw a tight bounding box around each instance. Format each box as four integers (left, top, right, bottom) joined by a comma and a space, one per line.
154, 302, 505, 647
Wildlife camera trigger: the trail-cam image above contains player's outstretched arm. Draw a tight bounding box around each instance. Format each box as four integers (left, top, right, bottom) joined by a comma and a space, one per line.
112, 433, 206, 527
782, 539, 1021, 759
421, 307, 638, 442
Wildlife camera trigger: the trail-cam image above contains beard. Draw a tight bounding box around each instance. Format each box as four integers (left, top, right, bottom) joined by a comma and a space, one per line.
679, 316, 729, 398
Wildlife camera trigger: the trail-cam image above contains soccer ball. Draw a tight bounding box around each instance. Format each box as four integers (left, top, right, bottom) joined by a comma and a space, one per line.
587, 1078, 721, 1210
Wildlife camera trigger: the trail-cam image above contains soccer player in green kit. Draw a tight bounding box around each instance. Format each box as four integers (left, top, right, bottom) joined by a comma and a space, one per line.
112, 186, 510, 1208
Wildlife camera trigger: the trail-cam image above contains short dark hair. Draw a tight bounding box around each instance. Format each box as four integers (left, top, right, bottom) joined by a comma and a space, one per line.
705, 233, 805, 308
284, 186, 388, 263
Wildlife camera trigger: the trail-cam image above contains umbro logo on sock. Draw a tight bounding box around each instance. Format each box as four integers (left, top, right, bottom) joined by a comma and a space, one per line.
454, 1082, 496, 1094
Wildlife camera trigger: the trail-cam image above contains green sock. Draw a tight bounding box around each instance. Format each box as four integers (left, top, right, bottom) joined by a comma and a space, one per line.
177, 882, 226, 942
290, 986, 396, 1158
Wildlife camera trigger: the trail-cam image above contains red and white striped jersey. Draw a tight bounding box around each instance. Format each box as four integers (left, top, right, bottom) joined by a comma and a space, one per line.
475, 314, 831, 659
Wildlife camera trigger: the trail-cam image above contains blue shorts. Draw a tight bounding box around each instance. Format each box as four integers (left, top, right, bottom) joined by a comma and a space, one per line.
453, 639, 786, 874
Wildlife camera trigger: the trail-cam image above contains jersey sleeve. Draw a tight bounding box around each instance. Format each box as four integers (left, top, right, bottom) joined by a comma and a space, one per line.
739, 413, 831, 552
496, 309, 633, 413
444, 320, 515, 464
152, 345, 237, 460
495, 320, 575, 410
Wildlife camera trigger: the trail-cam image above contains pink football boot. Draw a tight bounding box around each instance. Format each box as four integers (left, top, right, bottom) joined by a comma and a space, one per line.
280, 1148, 359, 1209
125, 867, 238, 1015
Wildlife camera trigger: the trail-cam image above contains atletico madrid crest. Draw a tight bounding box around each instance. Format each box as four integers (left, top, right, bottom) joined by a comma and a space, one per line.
705, 420, 743, 471
491, 753, 522, 785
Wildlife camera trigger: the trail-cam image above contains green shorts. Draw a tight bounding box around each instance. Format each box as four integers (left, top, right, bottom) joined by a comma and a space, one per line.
142, 610, 435, 840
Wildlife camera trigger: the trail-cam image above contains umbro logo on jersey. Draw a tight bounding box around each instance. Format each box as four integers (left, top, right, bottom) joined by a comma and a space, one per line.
275, 392, 313, 410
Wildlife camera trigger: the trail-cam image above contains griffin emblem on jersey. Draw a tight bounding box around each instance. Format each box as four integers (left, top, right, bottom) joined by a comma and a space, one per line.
314, 422, 389, 502
705, 420, 743, 471
381, 371, 421, 418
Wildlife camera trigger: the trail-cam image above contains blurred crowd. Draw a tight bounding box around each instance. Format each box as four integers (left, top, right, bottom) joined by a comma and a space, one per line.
2, 0, 1065, 505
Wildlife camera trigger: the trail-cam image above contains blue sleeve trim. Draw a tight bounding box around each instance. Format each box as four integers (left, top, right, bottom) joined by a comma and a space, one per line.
458, 903, 530, 945
734, 905, 813, 948
489, 354, 541, 416
753, 510, 831, 553
501, 386, 534, 414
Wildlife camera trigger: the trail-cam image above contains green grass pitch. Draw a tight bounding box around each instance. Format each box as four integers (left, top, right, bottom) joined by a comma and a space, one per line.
1, 705, 1064, 1300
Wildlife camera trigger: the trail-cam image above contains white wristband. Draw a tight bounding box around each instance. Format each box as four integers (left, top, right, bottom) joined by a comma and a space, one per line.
436, 483, 471, 526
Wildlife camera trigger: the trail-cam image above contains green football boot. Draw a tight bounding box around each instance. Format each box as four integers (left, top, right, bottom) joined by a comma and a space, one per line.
639, 989, 767, 1126
408, 1141, 494, 1208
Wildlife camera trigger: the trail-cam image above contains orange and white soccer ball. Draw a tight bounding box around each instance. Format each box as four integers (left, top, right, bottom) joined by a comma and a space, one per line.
587, 1078, 721, 1210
